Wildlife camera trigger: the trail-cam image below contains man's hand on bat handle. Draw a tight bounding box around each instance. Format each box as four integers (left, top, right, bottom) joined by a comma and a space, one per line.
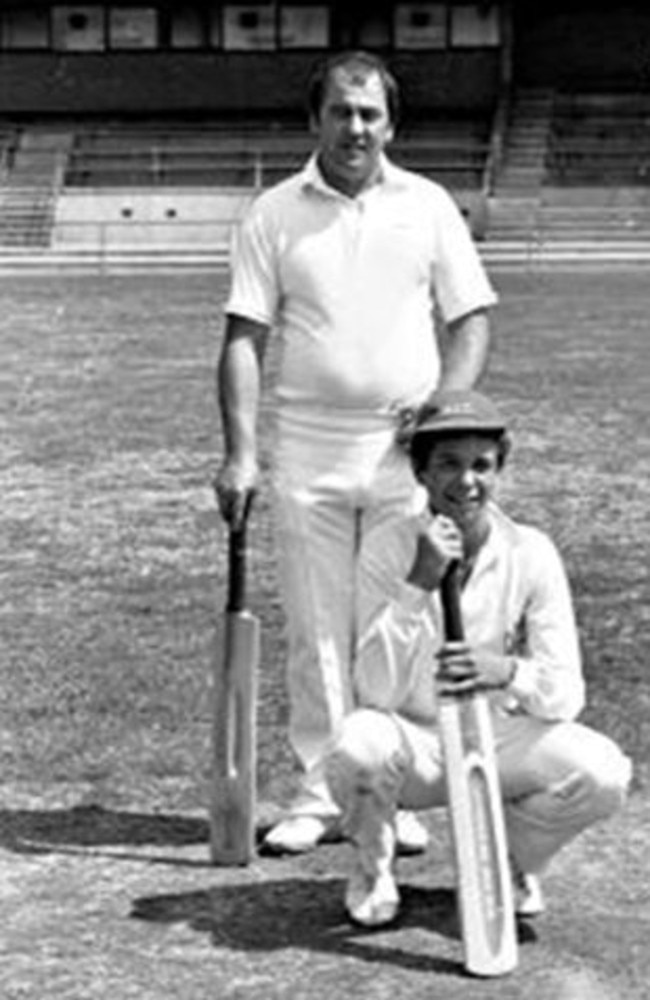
214, 457, 258, 529
437, 643, 517, 696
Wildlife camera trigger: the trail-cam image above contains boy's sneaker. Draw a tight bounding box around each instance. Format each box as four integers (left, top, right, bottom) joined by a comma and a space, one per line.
395, 811, 429, 855
512, 869, 545, 918
345, 858, 400, 927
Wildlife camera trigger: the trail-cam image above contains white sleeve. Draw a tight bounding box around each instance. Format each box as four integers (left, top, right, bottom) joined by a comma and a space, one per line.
508, 532, 585, 721
354, 521, 437, 716
225, 197, 280, 326
429, 186, 498, 324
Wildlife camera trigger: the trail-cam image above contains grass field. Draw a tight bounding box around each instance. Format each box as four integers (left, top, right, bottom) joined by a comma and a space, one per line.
1, 270, 649, 999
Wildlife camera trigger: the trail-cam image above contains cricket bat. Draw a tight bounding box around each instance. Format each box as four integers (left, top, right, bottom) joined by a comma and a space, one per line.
437, 562, 518, 976
210, 502, 259, 865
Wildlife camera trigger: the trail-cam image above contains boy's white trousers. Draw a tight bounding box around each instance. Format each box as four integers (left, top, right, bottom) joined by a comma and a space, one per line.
272, 405, 420, 817
325, 707, 632, 873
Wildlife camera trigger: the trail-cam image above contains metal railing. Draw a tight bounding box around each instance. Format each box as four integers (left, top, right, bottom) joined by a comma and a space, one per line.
482, 87, 512, 199
63, 136, 490, 191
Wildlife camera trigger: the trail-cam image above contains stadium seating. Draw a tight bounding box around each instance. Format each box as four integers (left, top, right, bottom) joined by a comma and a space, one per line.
538, 92, 650, 248
483, 88, 650, 259
0, 111, 491, 256
393, 117, 490, 191
546, 92, 650, 186
61, 115, 490, 192
64, 121, 313, 188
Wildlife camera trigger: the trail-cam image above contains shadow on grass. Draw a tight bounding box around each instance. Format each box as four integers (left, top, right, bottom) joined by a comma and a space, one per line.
0, 805, 320, 868
131, 878, 537, 976
132, 877, 467, 975
0, 804, 209, 858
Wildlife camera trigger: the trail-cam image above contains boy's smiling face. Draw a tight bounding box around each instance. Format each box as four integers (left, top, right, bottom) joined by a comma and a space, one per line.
418, 433, 501, 537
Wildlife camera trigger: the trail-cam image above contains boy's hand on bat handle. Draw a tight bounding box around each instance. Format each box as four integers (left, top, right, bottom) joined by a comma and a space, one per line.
406, 515, 464, 592
437, 644, 516, 695
214, 457, 258, 529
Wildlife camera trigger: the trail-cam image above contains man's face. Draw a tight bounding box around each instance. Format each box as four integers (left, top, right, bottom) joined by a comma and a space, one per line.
312, 66, 394, 196
418, 434, 501, 536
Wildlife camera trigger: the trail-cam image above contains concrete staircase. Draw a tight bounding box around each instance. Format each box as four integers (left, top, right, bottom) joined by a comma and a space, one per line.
0, 129, 73, 247
482, 89, 650, 267
493, 89, 555, 196
486, 89, 554, 247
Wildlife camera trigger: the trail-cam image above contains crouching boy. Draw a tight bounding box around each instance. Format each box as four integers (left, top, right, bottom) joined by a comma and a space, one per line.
325, 389, 631, 927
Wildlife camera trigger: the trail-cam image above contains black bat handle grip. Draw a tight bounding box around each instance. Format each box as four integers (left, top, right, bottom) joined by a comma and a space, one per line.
440, 562, 465, 641
227, 495, 253, 613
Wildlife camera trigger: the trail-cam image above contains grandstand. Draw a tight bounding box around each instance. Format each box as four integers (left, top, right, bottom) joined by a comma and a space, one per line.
1, 2, 650, 269
0, 112, 493, 261
486, 87, 650, 261
64, 122, 313, 189
62, 114, 489, 191
546, 92, 650, 187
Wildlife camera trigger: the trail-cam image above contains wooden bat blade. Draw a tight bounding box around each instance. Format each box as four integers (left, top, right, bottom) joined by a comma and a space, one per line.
438, 562, 517, 976
210, 608, 259, 865
438, 693, 518, 977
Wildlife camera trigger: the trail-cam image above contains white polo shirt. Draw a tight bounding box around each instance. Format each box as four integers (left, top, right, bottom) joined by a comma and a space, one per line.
353, 504, 585, 725
226, 156, 497, 412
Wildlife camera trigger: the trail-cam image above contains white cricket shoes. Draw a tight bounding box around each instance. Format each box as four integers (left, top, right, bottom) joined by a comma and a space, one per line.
395, 810, 429, 855
341, 787, 401, 927
262, 814, 341, 854
262, 810, 428, 856
345, 861, 400, 927
512, 869, 545, 917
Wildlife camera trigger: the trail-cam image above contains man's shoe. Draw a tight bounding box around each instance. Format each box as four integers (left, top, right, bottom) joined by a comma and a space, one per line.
345, 861, 400, 927
513, 870, 545, 918
395, 811, 429, 855
262, 815, 340, 855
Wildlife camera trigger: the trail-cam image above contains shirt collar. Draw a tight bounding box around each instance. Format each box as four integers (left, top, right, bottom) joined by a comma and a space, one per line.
300, 153, 406, 199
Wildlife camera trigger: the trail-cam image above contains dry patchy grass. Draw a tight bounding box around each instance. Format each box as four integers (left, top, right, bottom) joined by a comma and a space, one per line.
1, 269, 649, 1000
0, 270, 648, 814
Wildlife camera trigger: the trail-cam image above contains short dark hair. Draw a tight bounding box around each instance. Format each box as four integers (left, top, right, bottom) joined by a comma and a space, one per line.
307, 50, 401, 126
410, 430, 512, 479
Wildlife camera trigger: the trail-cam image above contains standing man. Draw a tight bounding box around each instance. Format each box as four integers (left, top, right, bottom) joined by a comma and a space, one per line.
215, 50, 498, 854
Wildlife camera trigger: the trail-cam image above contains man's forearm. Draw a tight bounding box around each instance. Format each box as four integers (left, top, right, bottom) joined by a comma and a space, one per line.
438, 309, 491, 391
218, 341, 260, 460
217, 317, 267, 461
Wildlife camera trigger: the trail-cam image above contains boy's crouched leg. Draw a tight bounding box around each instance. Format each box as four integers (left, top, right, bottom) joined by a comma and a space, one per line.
502, 719, 632, 876
325, 709, 408, 927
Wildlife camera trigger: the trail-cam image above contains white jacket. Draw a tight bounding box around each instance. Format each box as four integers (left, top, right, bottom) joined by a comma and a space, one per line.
354, 504, 585, 725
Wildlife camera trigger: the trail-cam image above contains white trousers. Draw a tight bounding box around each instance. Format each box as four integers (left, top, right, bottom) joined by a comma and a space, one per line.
272, 406, 421, 817
326, 707, 632, 873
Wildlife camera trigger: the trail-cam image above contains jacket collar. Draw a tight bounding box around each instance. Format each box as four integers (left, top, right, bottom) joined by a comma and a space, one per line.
420, 502, 513, 581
